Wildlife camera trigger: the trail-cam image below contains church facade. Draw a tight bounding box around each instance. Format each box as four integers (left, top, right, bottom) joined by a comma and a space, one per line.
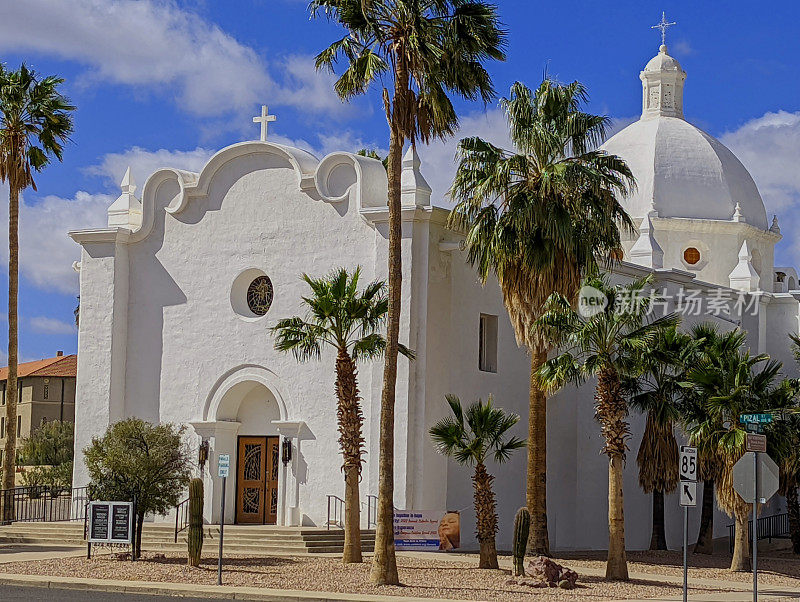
69, 43, 799, 551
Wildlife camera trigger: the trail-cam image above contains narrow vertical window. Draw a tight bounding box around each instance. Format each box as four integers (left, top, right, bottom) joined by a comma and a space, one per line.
478, 314, 498, 373
1, 416, 5, 438
17, 415, 21, 434
43, 384, 49, 400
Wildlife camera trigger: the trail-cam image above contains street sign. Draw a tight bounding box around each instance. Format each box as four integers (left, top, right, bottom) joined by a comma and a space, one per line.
746, 433, 767, 453
732, 452, 779, 503
218, 453, 230, 478
680, 482, 697, 507
679, 446, 698, 482
740, 413, 773, 425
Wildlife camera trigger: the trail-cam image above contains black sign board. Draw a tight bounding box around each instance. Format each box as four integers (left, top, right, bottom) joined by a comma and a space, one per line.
90, 504, 109, 541
89, 501, 132, 544
111, 504, 132, 542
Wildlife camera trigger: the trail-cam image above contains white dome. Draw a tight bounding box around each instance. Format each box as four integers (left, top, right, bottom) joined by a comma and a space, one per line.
601, 45, 768, 231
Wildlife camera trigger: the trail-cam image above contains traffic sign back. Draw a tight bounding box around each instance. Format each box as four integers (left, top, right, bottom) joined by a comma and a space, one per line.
732, 452, 779, 503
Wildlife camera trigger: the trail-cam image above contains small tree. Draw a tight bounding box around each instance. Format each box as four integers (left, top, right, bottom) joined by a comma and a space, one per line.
429, 394, 525, 569
19, 420, 74, 496
84, 418, 191, 559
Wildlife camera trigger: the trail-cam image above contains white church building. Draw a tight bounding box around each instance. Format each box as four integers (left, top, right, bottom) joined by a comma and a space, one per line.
69, 42, 799, 551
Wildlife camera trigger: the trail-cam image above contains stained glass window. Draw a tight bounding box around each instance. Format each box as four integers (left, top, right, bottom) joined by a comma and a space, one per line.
247, 276, 273, 316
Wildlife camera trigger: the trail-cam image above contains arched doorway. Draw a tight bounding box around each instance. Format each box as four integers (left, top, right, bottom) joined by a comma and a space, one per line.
215, 381, 281, 524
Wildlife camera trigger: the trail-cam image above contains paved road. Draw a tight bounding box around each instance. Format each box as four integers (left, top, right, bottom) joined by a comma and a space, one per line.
0, 584, 230, 601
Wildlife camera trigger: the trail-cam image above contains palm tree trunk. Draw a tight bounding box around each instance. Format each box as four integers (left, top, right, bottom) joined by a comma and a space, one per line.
649, 490, 667, 550
370, 62, 408, 587
596, 367, 629, 580
693, 479, 715, 555
1, 183, 19, 524
730, 511, 751, 571
473, 462, 499, 569
335, 349, 363, 563
785, 486, 800, 555
527, 346, 549, 556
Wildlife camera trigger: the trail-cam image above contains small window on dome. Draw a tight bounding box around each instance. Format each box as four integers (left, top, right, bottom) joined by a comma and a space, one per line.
684, 247, 701, 265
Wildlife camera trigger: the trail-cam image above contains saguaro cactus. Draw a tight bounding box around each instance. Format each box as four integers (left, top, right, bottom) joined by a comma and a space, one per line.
187, 478, 204, 567
513, 507, 530, 576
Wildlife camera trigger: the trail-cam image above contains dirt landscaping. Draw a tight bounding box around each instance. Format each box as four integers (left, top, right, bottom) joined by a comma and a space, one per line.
0, 551, 747, 601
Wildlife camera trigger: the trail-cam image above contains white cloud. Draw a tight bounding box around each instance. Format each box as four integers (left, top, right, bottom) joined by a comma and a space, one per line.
0, 183, 110, 295
0, 1, 348, 120
86, 146, 216, 189
720, 111, 800, 266
29, 317, 77, 335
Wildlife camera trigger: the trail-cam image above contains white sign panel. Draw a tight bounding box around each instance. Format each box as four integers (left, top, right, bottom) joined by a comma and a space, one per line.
680, 482, 697, 507
218, 453, 230, 478
680, 446, 698, 482
88, 501, 133, 544
393, 510, 461, 551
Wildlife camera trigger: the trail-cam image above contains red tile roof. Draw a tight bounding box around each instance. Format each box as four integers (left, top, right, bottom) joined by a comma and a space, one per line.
0, 354, 77, 381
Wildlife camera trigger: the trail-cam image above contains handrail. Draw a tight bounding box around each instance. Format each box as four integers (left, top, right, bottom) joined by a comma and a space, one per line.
366, 494, 378, 529
727, 512, 790, 553
0, 485, 89, 525
174, 497, 190, 543
326, 495, 344, 530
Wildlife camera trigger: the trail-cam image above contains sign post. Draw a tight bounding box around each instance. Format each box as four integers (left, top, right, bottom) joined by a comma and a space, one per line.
217, 453, 230, 586
679, 446, 697, 602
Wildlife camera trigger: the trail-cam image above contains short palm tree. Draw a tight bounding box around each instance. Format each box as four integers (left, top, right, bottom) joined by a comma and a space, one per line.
685, 346, 793, 571
430, 394, 525, 569
449, 79, 634, 555
536, 276, 677, 580
311, 0, 506, 584
272, 267, 410, 563
0, 64, 74, 522
628, 326, 694, 550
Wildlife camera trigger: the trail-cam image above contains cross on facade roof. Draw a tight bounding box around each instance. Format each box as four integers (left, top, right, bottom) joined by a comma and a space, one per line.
651, 11, 676, 46
253, 105, 277, 141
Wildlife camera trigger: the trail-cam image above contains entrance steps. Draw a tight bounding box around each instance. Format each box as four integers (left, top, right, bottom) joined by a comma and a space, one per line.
0, 522, 375, 555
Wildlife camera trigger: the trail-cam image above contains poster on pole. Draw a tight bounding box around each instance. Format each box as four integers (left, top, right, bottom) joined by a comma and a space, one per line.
394, 510, 460, 551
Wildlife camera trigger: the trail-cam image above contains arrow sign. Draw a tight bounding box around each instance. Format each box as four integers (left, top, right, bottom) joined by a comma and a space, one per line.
680, 481, 697, 507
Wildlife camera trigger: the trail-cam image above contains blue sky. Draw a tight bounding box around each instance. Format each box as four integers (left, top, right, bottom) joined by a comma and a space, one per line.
1, 0, 799, 362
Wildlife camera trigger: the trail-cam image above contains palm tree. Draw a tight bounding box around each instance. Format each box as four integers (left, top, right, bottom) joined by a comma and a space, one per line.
627, 326, 693, 550
272, 267, 410, 563
448, 80, 634, 555
685, 345, 793, 571
311, 1, 506, 584
677, 323, 738, 555
429, 394, 525, 568
536, 276, 677, 580
778, 333, 800, 553
0, 64, 74, 522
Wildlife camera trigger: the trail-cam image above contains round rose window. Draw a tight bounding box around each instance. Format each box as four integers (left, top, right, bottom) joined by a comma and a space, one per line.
246, 276, 274, 316
683, 247, 701, 265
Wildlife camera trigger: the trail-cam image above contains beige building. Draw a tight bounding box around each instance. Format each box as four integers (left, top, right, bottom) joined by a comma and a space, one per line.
0, 352, 77, 467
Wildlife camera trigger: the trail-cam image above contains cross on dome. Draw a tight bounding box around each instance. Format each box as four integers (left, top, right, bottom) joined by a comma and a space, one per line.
253, 105, 277, 141
651, 11, 676, 47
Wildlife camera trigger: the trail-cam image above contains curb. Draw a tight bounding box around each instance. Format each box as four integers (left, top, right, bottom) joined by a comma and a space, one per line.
0, 573, 474, 602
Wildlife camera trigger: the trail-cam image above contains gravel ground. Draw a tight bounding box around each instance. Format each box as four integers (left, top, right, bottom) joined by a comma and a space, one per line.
0, 552, 738, 602
556, 550, 800, 588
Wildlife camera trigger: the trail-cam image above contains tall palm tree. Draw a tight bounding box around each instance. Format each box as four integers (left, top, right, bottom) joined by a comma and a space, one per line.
0, 64, 74, 522
311, 1, 506, 584
449, 80, 634, 556
429, 394, 525, 568
778, 333, 800, 553
536, 276, 677, 580
685, 346, 793, 571
272, 267, 410, 563
627, 326, 694, 550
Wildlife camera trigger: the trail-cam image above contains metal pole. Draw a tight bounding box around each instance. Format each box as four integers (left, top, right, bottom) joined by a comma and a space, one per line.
683, 505, 688, 602
218, 475, 226, 586
753, 451, 758, 602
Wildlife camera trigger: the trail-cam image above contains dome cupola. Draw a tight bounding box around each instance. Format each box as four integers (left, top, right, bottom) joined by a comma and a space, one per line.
641, 44, 686, 119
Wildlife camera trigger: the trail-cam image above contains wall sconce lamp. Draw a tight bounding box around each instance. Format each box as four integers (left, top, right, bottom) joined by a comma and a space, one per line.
198, 440, 209, 469
282, 439, 292, 465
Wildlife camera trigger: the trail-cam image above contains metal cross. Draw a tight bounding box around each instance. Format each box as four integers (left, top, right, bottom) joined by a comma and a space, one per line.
253, 105, 277, 141
651, 11, 677, 46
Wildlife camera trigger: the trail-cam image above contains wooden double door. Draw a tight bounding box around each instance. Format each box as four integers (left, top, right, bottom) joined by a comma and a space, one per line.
235, 436, 279, 524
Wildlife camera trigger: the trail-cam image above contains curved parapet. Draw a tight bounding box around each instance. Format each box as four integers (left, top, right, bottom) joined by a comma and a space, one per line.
315, 151, 388, 209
